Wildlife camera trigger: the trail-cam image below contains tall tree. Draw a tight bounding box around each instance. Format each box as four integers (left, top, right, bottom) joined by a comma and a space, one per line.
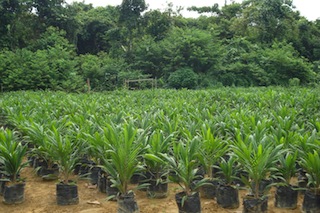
0, 0, 36, 49
33, 0, 65, 26
232, 0, 297, 43
141, 10, 172, 41
32, 0, 80, 43
133, 27, 223, 79
117, 0, 147, 60
76, 5, 119, 54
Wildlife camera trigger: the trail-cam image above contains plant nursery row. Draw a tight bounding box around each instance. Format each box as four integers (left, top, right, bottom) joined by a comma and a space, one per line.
0, 87, 319, 213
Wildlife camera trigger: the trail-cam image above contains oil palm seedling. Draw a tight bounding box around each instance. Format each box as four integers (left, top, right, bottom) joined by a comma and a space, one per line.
161, 131, 207, 213
274, 151, 299, 209
67, 113, 100, 179
86, 127, 117, 194
231, 129, 284, 213
143, 130, 173, 198
215, 155, 240, 209
299, 151, 320, 213
46, 125, 85, 205
296, 131, 319, 189
22, 121, 59, 180
85, 131, 107, 187
198, 124, 228, 199
100, 122, 147, 213
0, 128, 28, 204
90, 123, 121, 198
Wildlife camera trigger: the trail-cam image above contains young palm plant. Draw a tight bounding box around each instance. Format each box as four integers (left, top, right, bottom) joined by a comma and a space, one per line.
299, 151, 320, 212
100, 122, 146, 213
275, 151, 299, 209
296, 131, 319, 189
0, 128, 28, 204
22, 121, 58, 180
46, 125, 84, 205
143, 130, 173, 198
198, 124, 228, 198
85, 130, 108, 188
231, 130, 284, 213
161, 131, 207, 213
86, 129, 117, 196
215, 155, 240, 209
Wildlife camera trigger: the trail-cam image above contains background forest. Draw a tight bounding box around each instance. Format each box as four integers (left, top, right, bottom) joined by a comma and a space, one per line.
0, 0, 319, 91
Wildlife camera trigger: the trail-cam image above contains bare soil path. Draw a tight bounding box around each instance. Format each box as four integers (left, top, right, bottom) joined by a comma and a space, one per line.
0, 166, 303, 213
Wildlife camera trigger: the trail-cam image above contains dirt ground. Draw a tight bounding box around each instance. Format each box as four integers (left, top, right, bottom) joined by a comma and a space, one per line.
0, 166, 304, 213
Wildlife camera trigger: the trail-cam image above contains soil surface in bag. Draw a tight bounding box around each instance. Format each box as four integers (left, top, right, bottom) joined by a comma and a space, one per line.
175, 191, 201, 213
0, 166, 306, 213
275, 185, 298, 209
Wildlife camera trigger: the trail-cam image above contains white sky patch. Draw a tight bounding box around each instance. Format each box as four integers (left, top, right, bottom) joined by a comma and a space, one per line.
66, 0, 319, 21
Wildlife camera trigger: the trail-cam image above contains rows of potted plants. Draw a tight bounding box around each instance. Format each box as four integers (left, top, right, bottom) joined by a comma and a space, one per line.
0, 87, 319, 212
1, 124, 319, 212
0, 128, 28, 204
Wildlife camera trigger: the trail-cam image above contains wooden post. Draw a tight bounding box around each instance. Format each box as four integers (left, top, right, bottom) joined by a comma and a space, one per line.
87, 78, 91, 92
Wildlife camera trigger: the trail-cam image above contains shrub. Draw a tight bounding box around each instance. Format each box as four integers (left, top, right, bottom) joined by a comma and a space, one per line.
167, 67, 198, 89
289, 78, 300, 87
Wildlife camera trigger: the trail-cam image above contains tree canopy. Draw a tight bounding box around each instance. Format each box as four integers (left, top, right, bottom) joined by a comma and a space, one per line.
0, 0, 319, 91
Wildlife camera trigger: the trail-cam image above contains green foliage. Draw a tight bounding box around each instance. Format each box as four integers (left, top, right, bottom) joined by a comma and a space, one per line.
260, 41, 314, 85
132, 35, 168, 78
0, 0, 319, 91
75, 6, 119, 54
160, 27, 222, 75
134, 26, 222, 79
198, 125, 228, 178
142, 10, 172, 41
234, 0, 296, 43
118, 0, 146, 25
0, 0, 36, 50
76, 53, 125, 91
0, 128, 28, 183
300, 151, 320, 194
231, 129, 285, 198
219, 37, 264, 86
217, 155, 238, 186
187, 4, 220, 15
161, 134, 206, 195
219, 38, 314, 86
168, 67, 198, 89
289, 78, 300, 86
277, 151, 298, 185
144, 130, 172, 172
0, 28, 83, 92
28, 27, 75, 52
100, 122, 146, 195
46, 125, 84, 184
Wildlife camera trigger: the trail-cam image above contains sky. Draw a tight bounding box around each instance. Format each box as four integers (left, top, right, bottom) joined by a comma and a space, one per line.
66, 0, 319, 21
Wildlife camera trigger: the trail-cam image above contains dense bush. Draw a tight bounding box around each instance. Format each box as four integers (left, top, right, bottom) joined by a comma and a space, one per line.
0, 48, 82, 92
76, 53, 128, 91
0, 28, 83, 92
167, 67, 198, 89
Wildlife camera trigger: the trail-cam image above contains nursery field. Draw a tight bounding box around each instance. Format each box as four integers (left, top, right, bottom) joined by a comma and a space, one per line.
0, 87, 320, 212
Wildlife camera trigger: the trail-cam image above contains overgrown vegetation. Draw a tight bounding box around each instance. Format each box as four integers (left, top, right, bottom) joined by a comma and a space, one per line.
0, 0, 319, 91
